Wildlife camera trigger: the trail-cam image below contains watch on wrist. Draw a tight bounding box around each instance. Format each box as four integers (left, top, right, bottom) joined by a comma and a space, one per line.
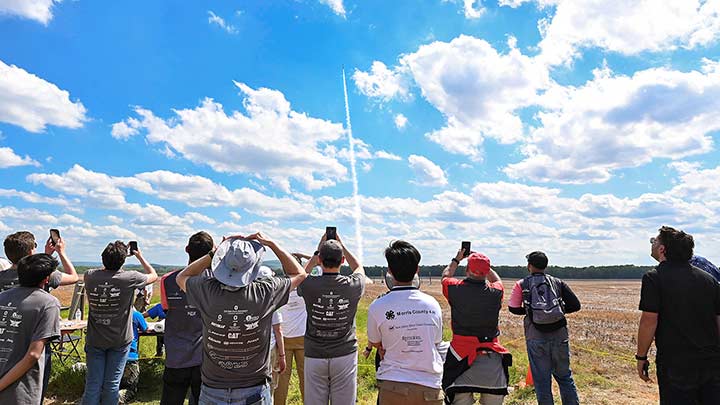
451, 258, 460, 264
635, 354, 648, 361
313, 250, 320, 257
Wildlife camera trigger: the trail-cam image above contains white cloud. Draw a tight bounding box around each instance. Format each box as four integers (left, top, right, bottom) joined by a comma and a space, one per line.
208, 11, 238, 34
506, 62, 720, 183
0, 60, 87, 133
318, 0, 346, 17
394, 113, 408, 130
508, 0, 720, 66
184, 212, 216, 224
0, 188, 71, 206
106, 215, 123, 224
408, 155, 448, 187
353, 61, 411, 102
110, 117, 141, 140
0, 0, 61, 25
443, 0, 485, 19
400, 35, 550, 157
229, 211, 242, 221
375, 150, 402, 161
0, 146, 39, 168
118, 82, 348, 191
27, 164, 153, 209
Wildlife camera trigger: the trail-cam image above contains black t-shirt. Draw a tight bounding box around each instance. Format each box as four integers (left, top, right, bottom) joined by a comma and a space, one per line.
639, 260, 720, 367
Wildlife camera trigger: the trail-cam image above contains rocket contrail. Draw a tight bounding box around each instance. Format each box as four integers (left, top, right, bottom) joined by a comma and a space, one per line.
342, 67, 364, 262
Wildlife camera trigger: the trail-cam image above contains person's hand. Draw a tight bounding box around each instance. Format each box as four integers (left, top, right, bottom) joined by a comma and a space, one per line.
132, 248, 143, 258
316, 233, 328, 252
277, 355, 286, 373
244, 232, 274, 247
44, 238, 54, 255
637, 359, 652, 382
53, 237, 67, 256
454, 248, 465, 263
378, 347, 386, 360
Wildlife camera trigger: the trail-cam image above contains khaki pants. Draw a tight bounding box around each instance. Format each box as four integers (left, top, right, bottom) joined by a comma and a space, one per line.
274, 336, 305, 405
270, 347, 280, 390
378, 380, 444, 405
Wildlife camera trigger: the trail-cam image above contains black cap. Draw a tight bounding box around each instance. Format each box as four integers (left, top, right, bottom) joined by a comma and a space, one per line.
319, 240, 343, 263
526, 251, 548, 270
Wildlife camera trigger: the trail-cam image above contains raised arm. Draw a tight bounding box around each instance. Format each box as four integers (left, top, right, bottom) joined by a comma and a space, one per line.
487, 268, 501, 284
442, 248, 465, 279
177, 252, 213, 292
53, 238, 79, 286
338, 235, 364, 276
245, 233, 307, 290
134, 249, 158, 285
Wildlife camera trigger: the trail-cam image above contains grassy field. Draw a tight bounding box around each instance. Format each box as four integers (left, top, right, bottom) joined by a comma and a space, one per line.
45, 278, 659, 404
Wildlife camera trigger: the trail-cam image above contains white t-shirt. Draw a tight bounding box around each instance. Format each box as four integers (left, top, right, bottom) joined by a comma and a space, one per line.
278, 289, 307, 338
367, 287, 444, 389
270, 311, 283, 348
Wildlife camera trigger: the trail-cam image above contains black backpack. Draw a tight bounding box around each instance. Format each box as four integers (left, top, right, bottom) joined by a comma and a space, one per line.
521, 273, 565, 327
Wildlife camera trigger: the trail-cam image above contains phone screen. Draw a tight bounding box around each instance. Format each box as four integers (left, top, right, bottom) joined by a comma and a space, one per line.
50, 229, 60, 246
461, 241, 471, 257
128, 241, 138, 255
326, 226, 337, 240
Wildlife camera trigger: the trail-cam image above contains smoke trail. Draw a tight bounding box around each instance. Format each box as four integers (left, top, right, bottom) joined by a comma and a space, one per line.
342, 67, 364, 262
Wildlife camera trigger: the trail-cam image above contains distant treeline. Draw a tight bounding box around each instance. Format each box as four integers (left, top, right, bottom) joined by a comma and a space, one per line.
334, 264, 655, 279
71, 265, 182, 275
67, 264, 656, 279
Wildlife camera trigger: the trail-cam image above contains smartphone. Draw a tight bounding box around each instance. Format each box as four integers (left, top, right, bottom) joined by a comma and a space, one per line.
326, 226, 337, 241
461, 241, 471, 257
128, 241, 138, 256
642, 360, 649, 379
49, 229, 61, 246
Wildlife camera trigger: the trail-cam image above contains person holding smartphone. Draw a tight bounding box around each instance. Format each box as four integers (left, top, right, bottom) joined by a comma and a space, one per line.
82, 241, 158, 405
441, 244, 511, 404
1, 230, 79, 292
298, 231, 366, 405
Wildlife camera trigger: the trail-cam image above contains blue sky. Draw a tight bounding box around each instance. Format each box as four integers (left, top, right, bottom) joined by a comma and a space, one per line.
2, 0, 720, 267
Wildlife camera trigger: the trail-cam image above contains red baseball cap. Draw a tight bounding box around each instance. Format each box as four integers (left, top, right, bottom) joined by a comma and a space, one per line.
467, 252, 491, 277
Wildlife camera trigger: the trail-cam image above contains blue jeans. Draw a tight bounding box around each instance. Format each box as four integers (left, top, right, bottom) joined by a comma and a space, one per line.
526, 338, 579, 405
199, 383, 271, 405
82, 343, 131, 404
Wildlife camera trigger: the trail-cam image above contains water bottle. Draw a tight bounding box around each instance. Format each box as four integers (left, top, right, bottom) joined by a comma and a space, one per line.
74, 309, 82, 320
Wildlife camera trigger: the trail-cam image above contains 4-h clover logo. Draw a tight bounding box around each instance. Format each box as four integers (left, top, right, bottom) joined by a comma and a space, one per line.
385, 310, 395, 320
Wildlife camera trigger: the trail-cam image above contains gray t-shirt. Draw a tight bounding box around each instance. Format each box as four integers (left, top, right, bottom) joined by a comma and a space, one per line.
0, 268, 63, 293
297, 272, 365, 358
84, 269, 148, 348
0, 287, 60, 405
186, 274, 291, 389
161, 269, 203, 369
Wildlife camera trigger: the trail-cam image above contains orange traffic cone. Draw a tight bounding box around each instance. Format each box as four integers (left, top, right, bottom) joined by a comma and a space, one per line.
525, 367, 534, 386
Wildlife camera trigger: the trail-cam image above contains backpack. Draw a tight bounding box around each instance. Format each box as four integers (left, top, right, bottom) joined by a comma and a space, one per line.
521, 273, 565, 326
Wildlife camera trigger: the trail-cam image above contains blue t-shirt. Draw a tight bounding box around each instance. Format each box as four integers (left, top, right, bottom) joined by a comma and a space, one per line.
147, 303, 166, 320
129, 310, 148, 361
691, 255, 720, 283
